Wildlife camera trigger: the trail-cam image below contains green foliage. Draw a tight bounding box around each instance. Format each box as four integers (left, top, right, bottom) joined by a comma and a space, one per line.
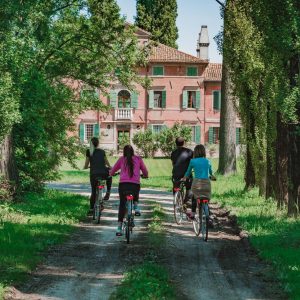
135, 0, 178, 48
157, 123, 192, 157
118, 134, 130, 151
0, 0, 147, 192
225, 0, 300, 196
0, 190, 87, 297
132, 129, 158, 158
214, 172, 300, 299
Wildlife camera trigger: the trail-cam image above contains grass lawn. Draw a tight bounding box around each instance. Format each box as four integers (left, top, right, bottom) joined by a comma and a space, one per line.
57, 155, 219, 191
0, 190, 87, 299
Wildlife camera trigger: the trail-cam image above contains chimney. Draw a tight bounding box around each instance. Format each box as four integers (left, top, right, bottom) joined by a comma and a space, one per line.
196, 25, 210, 60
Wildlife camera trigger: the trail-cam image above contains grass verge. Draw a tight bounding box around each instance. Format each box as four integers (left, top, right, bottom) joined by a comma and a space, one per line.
110, 203, 175, 300
213, 173, 300, 299
0, 190, 87, 299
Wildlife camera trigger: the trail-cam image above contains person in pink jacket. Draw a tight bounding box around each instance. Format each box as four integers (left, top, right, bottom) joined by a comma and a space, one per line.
110, 145, 148, 236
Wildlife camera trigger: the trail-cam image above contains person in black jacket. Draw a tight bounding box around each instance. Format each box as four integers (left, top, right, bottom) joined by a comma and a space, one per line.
171, 137, 193, 202
84, 137, 112, 215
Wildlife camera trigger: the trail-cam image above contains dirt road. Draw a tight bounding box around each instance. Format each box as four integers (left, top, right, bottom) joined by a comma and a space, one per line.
5, 183, 285, 300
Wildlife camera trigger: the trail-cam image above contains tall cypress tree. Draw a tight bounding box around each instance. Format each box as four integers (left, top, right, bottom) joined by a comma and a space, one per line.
135, 0, 178, 48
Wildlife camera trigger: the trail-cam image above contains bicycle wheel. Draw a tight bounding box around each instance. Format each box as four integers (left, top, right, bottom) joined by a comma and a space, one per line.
173, 191, 183, 225
96, 191, 102, 224
192, 204, 201, 236
200, 203, 209, 241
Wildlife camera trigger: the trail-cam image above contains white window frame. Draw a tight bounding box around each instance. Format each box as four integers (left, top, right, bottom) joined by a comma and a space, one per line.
187, 90, 197, 108
153, 90, 163, 108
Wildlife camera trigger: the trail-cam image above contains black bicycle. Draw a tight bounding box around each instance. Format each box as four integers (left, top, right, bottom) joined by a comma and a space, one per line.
93, 177, 106, 224
122, 192, 135, 244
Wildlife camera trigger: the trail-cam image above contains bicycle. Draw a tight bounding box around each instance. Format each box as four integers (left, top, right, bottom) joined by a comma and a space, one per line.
93, 177, 106, 224
192, 176, 216, 241
192, 198, 209, 241
122, 192, 135, 244
173, 180, 186, 225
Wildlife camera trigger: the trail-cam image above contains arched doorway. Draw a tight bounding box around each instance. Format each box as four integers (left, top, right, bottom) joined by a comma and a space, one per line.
118, 90, 131, 108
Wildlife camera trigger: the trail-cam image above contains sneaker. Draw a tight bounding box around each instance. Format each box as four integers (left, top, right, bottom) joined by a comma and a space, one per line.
134, 206, 141, 216
103, 192, 110, 201
87, 209, 93, 216
116, 225, 122, 236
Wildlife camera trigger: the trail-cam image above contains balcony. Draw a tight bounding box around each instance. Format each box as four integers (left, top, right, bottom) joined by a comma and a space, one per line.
115, 108, 132, 120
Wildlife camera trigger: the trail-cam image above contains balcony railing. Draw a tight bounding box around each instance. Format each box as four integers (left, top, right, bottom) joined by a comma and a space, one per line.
115, 108, 132, 120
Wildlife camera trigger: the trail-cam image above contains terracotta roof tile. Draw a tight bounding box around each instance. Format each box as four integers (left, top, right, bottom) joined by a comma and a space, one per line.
149, 43, 208, 64
203, 63, 222, 81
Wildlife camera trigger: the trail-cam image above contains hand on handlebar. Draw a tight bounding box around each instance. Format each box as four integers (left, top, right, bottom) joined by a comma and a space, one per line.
141, 174, 148, 179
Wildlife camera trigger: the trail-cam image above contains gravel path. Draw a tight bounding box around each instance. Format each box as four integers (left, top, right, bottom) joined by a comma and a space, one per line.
5, 183, 285, 300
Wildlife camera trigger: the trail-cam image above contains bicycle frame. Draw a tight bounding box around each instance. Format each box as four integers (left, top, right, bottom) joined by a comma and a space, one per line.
93, 178, 105, 224
193, 198, 209, 241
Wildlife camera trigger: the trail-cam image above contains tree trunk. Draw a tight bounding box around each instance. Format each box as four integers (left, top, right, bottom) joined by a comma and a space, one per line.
0, 133, 19, 184
244, 144, 255, 189
287, 54, 300, 216
217, 4, 237, 175
218, 63, 237, 175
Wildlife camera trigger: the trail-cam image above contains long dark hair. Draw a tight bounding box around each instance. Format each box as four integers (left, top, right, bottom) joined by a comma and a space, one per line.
123, 145, 135, 178
89, 137, 99, 156
194, 144, 206, 158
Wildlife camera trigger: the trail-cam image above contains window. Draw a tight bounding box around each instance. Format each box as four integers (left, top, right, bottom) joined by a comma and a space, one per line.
149, 90, 166, 108
213, 90, 221, 111
152, 125, 163, 134
154, 91, 163, 108
191, 125, 201, 144
81, 88, 99, 98
236, 127, 241, 145
85, 124, 95, 141
153, 66, 164, 76
188, 91, 196, 108
187, 66, 198, 76
208, 127, 220, 144
118, 90, 131, 108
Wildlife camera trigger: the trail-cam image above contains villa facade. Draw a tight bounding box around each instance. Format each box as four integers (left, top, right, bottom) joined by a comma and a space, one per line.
75, 26, 241, 151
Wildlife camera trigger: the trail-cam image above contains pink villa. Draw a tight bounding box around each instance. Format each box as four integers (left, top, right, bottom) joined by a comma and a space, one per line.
76, 26, 241, 151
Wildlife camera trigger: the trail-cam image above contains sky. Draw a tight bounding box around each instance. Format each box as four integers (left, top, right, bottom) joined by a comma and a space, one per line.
116, 0, 223, 63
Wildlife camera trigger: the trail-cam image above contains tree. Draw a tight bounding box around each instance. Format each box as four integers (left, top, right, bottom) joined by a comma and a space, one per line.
225, 0, 300, 214
135, 0, 178, 48
0, 0, 146, 191
214, 0, 237, 176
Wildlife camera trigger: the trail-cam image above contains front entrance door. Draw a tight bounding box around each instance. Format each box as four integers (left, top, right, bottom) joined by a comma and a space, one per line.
117, 129, 130, 151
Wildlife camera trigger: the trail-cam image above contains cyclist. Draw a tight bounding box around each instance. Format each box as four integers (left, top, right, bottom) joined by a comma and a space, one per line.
171, 137, 193, 203
84, 137, 112, 216
110, 145, 148, 236
182, 144, 215, 219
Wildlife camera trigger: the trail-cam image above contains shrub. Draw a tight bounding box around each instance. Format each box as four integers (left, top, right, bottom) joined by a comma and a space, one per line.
132, 129, 158, 158
158, 123, 192, 157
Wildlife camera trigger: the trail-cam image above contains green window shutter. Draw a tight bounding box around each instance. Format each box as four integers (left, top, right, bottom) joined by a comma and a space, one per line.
182, 91, 188, 108
195, 91, 201, 109
109, 90, 117, 108
236, 128, 240, 145
93, 124, 100, 137
187, 67, 197, 76
195, 125, 201, 144
162, 90, 166, 108
79, 123, 85, 142
148, 90, 154, 108
131, 91, 138, 108
153, 66, 164, 76
208, 127, 214, 144
213, 91, 221, 110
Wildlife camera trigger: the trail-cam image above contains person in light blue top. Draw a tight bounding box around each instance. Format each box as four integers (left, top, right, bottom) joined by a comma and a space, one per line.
182, 144, 215, 219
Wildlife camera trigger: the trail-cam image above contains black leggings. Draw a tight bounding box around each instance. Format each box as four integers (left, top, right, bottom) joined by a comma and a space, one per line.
90, 173, 112, 209
118, 182, 140, 222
